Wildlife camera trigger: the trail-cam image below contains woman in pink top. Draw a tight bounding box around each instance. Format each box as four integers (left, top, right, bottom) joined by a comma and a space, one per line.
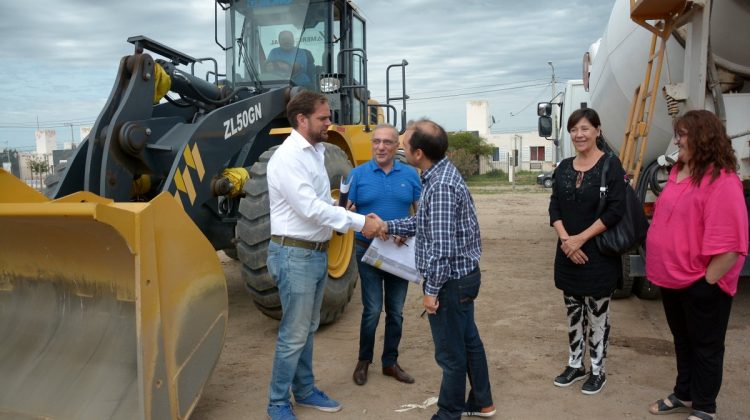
646, 110, 748, 420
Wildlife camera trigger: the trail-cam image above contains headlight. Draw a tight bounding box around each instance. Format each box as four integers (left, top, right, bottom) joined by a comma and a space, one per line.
320, 77, 341, 93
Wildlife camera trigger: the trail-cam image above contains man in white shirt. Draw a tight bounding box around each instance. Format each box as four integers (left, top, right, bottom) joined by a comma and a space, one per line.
265, 91, 380, 420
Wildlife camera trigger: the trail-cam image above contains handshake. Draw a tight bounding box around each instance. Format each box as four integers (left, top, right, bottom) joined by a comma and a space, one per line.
361, 213, 388, 239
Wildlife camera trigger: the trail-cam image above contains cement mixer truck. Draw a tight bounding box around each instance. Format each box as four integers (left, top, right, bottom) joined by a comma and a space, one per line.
540, 0, 750, 298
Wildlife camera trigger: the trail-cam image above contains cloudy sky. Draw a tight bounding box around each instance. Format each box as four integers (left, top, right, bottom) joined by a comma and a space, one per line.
0, 0, 616, 151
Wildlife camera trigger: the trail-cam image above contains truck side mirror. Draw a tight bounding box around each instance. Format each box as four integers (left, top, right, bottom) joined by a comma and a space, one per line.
538, 116, 552, 138
537, 102, 552, 117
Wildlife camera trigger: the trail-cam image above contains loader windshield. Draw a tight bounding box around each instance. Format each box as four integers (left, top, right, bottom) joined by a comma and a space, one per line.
230, 0, 328, 91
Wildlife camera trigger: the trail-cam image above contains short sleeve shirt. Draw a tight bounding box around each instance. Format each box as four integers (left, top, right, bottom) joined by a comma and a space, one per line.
646, 168, 748, 295
348, 160, 421, 243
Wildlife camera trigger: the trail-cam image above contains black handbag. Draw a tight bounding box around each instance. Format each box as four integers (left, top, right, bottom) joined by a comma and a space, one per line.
595, 156, 649, 256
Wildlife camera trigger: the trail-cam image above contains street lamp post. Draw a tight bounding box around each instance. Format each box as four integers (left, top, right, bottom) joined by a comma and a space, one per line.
548, 61, 560, 162
547, 61, 556, 99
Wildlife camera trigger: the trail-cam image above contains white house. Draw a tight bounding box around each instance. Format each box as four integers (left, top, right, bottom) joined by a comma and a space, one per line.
466, 100, 557, 174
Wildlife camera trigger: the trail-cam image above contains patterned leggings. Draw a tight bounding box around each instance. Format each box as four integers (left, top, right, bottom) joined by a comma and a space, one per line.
564, 294, 611, 376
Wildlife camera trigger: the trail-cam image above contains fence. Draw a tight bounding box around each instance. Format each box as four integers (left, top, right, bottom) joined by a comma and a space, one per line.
479, 153, 509, 175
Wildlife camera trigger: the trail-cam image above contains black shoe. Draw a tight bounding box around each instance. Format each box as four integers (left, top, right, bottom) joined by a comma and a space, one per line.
553, 366, 587, 387
581, 372, 606, 395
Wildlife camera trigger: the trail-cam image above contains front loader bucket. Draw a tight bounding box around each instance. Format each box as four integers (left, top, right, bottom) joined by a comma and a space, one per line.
0, 170, 227, 420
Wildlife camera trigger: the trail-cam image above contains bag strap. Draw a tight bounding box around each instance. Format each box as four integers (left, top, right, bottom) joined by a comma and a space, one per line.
596, 155, 612, 218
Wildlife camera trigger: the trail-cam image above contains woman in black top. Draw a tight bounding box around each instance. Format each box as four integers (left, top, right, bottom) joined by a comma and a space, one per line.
548, 108, 626, 395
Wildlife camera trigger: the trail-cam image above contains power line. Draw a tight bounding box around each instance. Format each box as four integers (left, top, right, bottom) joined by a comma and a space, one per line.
0, 120, 96, 129
0, 116, 98, 129
409, 82, 551, 102
509, 83, 552, 117
407, 78, 550, 96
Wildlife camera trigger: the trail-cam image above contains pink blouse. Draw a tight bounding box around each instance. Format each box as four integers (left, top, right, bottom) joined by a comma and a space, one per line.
646, 167, 748, 296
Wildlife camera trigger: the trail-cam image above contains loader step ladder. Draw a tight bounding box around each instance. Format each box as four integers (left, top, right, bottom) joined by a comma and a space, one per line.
620, 0, 690, 186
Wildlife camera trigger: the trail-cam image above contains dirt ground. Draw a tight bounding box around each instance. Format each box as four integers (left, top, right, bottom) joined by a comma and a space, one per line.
192, 189, 750, 420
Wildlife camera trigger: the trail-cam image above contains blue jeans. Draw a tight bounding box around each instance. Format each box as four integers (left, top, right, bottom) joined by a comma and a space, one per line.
355, 245, 409, 366
266, 241, 328, 405
428, 269, 493, 420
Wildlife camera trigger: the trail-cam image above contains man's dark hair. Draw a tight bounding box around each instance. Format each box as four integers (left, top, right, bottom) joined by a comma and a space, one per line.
407, 119, 448, 162
286, 91, 328, 128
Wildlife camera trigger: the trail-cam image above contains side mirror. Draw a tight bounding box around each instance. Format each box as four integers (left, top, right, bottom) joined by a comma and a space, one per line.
538, 116, 553, 138
537, 102, 552, 117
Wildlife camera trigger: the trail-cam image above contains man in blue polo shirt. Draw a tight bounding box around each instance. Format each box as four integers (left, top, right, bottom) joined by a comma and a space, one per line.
348, 124, 421, 386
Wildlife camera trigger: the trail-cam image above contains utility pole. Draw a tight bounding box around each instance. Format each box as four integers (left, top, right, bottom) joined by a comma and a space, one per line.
548, 61, 560, 162
548, 61, 556, 100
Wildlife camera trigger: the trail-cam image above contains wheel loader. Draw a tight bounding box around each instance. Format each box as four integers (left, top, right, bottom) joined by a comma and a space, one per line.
0, 1, 408, 418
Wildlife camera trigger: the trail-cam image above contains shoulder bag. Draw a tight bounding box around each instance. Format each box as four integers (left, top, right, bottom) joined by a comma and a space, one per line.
595, 155, 649, 256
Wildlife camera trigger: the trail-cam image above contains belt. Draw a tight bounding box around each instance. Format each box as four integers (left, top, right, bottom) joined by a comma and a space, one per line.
271, 235, 329, 251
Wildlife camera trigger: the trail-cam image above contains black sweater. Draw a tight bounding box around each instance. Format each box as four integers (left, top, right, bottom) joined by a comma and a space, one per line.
548, 155, 626, 297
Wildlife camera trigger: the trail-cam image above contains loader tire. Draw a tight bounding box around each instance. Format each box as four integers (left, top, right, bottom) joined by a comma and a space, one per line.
237, 144, 358, 325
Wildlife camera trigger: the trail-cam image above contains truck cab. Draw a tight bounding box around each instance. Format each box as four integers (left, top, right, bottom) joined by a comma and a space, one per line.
537, 79, 589, 161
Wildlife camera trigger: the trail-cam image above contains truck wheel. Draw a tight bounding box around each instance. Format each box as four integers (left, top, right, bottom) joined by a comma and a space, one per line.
633, 276, 661, 300
612, 254, 634, 299
237, 144, 358, 325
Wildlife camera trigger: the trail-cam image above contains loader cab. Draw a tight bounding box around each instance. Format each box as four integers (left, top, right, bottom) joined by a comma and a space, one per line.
222, 0, 371, 125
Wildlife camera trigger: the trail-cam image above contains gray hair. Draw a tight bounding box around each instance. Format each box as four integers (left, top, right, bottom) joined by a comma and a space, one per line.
372, 123, 399, 139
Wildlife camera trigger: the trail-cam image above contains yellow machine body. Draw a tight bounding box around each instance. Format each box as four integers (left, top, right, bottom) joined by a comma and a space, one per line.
0, 170, 227, 420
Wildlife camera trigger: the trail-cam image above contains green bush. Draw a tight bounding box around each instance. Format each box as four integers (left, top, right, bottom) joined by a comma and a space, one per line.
447, 149, 478, 179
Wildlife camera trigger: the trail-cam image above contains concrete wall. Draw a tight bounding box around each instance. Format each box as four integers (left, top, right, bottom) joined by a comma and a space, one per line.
35, 129, 56, 155
466, 100, 491, 139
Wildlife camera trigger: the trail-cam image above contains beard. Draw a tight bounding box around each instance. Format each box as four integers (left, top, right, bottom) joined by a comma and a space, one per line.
309, 129, 329, 144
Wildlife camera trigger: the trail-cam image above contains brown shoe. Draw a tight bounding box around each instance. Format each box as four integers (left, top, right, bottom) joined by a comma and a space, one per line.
382, 364, 415, 384
353, 360, 369, 385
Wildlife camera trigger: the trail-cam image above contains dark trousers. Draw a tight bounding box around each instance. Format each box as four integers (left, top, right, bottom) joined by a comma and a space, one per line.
428, 269, 493, 420
355, 245, 409, 366
661, 278, 733, 414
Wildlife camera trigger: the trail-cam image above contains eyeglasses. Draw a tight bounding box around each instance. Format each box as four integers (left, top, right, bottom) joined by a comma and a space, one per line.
371, 139, 397, 146
673, 130, 688, 139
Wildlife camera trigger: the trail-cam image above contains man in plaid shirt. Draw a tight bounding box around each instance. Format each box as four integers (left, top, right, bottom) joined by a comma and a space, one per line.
381, 119, 495, 419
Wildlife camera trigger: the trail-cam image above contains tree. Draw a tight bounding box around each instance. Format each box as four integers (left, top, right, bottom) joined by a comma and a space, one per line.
27, 155, 50, 188
447, 149, 479, 179
447, 131, 493, 179
447, 131, 494, 156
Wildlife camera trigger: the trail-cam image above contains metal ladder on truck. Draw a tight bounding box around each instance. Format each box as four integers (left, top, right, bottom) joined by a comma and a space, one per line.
621, 0, 712, 295
620, 0, 701, 187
